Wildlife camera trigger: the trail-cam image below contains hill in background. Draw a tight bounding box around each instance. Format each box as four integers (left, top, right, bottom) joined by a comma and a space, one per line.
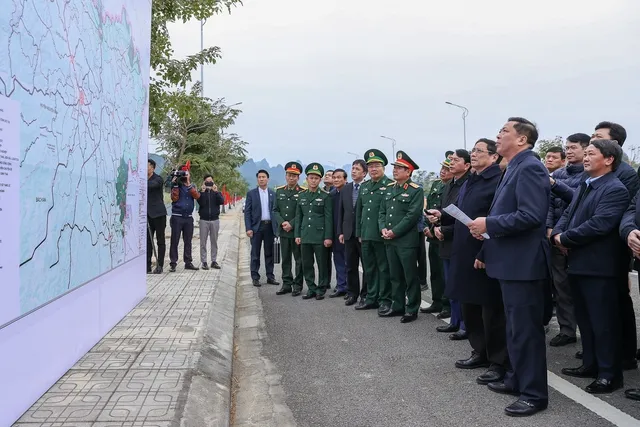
239, 158, 352, 188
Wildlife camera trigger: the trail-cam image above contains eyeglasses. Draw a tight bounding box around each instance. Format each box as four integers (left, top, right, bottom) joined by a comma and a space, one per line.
471, 148, 496, 155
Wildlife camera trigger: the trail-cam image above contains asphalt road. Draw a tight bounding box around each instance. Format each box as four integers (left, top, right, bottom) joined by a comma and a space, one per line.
251, 242, 640, 427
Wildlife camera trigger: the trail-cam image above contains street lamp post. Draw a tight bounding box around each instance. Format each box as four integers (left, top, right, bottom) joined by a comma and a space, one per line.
380, 135, 396, 156
445, 101, 469, 150
347, 151, 359, 158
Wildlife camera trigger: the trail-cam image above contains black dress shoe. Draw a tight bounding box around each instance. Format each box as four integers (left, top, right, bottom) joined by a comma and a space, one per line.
276, 288, 292, 295
292, 290, 301, 297
400, 313, 418, 323
343, 295, 349, 300
201, 263, 209, 270
252, 279, 261, 287
355, 302, 379, 310
267, 278, 279, 285
623, 359, 638, 370
455, 354, 490, 370
575, 350, 583, 359
329, 290, 347, 298
436, 324, 458, 333
420, 304, 442, 314
147, 268, 152, 274
561, 365, 598, 379
436, 310, 451, 319
315, 294, 325, 300
476, 368, 505, 385
169, 265, 177, 272
624, 388, 640, 401
449, 330, 468, 341
549, 333, 577, 347
585, 378, 623, 394
153, 266, 163, 274
487, 382, 519, 396
377, 304, 391, 314
185, 263, 199, 270
378, 308, 404, 317
345, 296, 358, 306
302, 293, 315, 300
212, 262, 221, 269
505, 399, 547, 417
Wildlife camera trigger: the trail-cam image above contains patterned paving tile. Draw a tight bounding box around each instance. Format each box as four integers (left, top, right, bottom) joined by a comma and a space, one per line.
90, 339, 148, 353
116, 370, 187, 393
93, 422, 173, 427
70, 352, 138, 371
96, 391, 180, 422
151, 326, 201, 340
104, 326, 156, 340
17, 391, 112, 423
144, 337, 199, 352
47, 370, 126, 394
159, 313, 206, 328
116, 316, 165, 329
130, 351, 196, 370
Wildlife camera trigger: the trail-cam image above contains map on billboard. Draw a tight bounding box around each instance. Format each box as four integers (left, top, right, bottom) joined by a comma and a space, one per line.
0, 0, 151, 326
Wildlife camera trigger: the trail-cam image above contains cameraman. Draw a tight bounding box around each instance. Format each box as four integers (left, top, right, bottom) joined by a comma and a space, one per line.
169, 165, 200, 272
198, 175, 224, 270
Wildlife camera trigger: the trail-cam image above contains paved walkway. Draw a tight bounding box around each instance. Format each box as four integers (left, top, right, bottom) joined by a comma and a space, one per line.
14, 210, 241, 427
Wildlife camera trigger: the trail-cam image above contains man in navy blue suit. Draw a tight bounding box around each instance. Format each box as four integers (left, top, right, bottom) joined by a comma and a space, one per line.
329, 169, 348, 297
469, 117, 550, 417
244, 170, 279, 287
552, 139, 629, 394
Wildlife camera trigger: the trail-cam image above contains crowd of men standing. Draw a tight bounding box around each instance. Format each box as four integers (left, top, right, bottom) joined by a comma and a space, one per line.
244, 117, 640, 418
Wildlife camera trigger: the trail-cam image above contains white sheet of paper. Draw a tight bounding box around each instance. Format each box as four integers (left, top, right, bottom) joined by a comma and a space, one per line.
443, 204, 490, 239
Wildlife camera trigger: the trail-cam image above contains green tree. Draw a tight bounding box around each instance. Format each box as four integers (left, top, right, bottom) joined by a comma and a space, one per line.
413, 170, 438, 191
150, 0, 243, 135
535, 136, 564, 160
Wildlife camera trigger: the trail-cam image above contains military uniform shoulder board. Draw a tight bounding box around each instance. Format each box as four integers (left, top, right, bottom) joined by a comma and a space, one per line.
276, 184, 287, 190
387, 180, 396, 185
320, 188, 329, 194
409, 182, 420, 189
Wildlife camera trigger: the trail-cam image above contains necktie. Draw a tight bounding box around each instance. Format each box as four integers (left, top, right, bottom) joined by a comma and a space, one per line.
352, 183, 359, 208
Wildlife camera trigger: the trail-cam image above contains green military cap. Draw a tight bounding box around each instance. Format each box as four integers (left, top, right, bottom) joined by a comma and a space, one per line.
285, 161, 303, 175
391, 150, 419, 172
364, 148, 388, 166
305, 162, 324, 177
440, 159, 452, 168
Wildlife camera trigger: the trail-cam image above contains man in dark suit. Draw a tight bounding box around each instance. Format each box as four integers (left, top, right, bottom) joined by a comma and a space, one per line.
244, 169, 279, 287
329, 169, 348, 297
338, 159, 368, 305
552, 139, 628, 394
469, 117, 550, 417
147, 158, 167, 274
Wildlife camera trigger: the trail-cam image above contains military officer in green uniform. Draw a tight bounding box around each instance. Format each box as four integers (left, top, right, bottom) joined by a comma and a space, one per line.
273, 161, 305, 297
378, 151, 424, 323
420, 159, 453, 316
295, 162, 333, 300
355, 149, 393, 312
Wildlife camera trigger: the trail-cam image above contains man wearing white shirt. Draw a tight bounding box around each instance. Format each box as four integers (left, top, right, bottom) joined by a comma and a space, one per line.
244, 170, 279, 287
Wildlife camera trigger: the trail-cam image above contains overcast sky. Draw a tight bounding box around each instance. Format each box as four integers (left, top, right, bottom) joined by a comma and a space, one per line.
164, 0, 640, 173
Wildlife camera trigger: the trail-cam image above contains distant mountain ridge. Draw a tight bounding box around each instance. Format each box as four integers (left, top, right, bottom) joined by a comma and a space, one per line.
240, 158, 352, 188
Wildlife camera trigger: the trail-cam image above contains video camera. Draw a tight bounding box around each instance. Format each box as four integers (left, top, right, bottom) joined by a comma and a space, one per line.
170, 160, 191, 179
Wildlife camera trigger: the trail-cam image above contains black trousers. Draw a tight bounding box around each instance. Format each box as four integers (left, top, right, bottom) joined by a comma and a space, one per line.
326, 247, 333, 287
462, 302, 509, 368
250, 221, 275, 281
147, 215, 166, 268
619, 275, 637, 362
417, 232, 427, 285
500, 279, 548, 405
542, 277, 554, 326
345, 237, 367, 299
570, 274, 621, 381
169, 216, 194, 266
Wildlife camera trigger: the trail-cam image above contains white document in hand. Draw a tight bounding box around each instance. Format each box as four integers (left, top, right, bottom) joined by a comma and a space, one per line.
443, 204, 490, 239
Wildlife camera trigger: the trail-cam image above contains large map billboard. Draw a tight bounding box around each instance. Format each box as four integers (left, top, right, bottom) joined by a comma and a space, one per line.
0, 0, 150, 327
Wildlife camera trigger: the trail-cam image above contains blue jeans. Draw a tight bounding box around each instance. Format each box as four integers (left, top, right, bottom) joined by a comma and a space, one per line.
443, 259, 465, 331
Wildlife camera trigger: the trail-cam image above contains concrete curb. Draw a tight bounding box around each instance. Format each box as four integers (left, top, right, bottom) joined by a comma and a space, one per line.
181, 214, 241, 427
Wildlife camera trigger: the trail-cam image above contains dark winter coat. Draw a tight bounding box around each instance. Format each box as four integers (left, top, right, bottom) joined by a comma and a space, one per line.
546, 163, 584, 229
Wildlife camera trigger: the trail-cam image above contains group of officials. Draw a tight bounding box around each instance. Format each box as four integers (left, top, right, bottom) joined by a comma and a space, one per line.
244, 117, 640, 417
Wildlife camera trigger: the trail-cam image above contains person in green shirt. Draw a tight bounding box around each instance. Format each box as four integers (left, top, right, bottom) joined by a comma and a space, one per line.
273, 161, 305, 296
378, 151, 424, 323
355, 149, 393, 312
295, 162, 333, 300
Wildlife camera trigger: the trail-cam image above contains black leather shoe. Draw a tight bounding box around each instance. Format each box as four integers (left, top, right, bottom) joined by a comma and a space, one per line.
623, 359, 638, 370
420, 304, 442, 314
455, 354, 490, 370
436, 310, 451, 319
316, 294, 325, 300
169, 265, 176, 272
575, 350, 583, 359
487, 382, 519, 396
292, 290, 301, 297
211, 262, 221, 269
201, 263, 209, 270
505, 399, 547, 417
378, 308, 404, 317
153, 266, 163, 274
302, 294, 315, 300
276, 288, 292, 295
549, 333, 577, 347
624, 388, 640, 401
436, 324, 458, 333
561, 365, 598, 379
355, 302, 379, 310
345, 296, 358, 306
267, 278, 279, 285
476, 368, 505, 385
329, 290, 347, 298
585, 378, 623, 394
252, 279, 261, 287
185, 263, 199, 270
449, 330, 468, 340
147, 267, 152, 274
400, 313, 418, 323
